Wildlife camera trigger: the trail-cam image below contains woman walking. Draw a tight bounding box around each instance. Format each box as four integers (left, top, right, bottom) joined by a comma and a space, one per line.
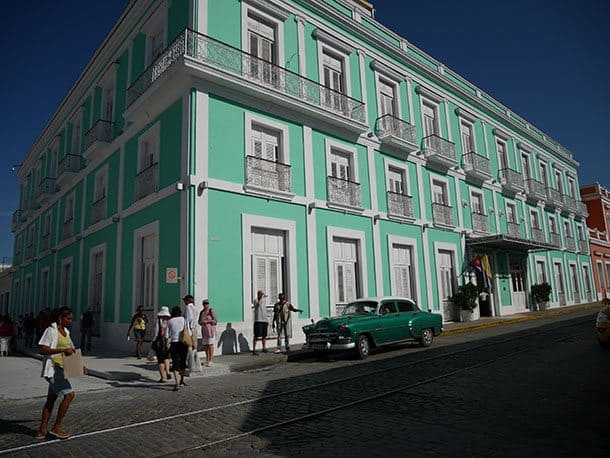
0, 314, 13, 357
152, 307, 171, 383
167, 306, 189, 391
198, 299, 218, 367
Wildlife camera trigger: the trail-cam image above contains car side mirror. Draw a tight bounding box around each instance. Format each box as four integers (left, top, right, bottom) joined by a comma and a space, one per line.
428, 309, 432, 313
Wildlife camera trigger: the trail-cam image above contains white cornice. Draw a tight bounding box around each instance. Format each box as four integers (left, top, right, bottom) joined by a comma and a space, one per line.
312, 28, 353, 54
370, 59, 405, 81
242, 0, 290, 21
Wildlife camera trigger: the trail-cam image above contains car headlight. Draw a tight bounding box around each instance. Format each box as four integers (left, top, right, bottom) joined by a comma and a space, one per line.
596, 311, 609, 324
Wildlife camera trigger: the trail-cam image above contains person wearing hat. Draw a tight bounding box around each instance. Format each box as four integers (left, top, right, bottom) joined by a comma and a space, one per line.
152, 307, 171, 383
198, 299, 218, 366
183, 294, 203, 372
127, 306, 148, 359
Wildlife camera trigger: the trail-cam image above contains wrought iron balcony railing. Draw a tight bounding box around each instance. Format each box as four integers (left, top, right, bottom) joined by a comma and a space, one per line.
549, 232, 561, 247
471, 212, 489, 233
91, 195, 107, 225
135, 163, 159, 201
575, 201, 588, 219
57, 154, 84, 178
561, 194, 577, 213
62, 218, 74, 240
84, 120, 114, 152
432, 202, 454, 227
545, 187, 562, 207
507, 221, 521, 237
462, 152, 491, 181
386, 191, 414, 219
36, 177, 56, 201
245, 156, 291, 193
127, 29, 366, 124
41, 233, 50, 252
422, 134, 457, 167
565, 236, 576, 252
499, 168, 525, 194
579, 239, 588, 254
531, 227, 544, 243
327, 176, 361, 208
375, 114, 417, 152
525, 178, 546, 201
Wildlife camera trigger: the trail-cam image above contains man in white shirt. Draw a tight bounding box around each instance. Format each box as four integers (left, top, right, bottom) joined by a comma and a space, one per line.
183, 294, 202, 372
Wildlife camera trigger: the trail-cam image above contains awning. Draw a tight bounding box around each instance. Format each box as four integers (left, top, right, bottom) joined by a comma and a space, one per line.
465, 234, 556, 252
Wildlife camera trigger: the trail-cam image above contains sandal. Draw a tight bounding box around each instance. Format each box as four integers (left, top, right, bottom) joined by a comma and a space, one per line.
49, 430, 70, 439
35, 432, 47, 440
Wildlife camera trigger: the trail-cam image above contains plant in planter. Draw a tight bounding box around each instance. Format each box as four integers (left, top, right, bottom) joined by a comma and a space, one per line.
531, 282, 552, 311
453, 282, 479, 322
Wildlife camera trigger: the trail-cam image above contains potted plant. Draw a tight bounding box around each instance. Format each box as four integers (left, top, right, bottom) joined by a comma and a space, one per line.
453, 282, 479, 322
531, 282, 552, 311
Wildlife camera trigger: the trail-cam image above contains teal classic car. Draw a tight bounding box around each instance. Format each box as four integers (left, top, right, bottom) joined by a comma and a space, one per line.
303, 297, 443, 359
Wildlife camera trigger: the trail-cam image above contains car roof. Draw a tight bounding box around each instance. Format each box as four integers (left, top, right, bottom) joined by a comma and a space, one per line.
351, 296, 415, 303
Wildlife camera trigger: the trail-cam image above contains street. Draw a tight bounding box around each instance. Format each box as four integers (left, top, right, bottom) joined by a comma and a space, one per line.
1, 310, 608, 457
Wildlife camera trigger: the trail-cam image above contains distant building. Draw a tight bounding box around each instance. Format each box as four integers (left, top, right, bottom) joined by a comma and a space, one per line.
581, 183, 610, 299
10, 0, 593, 350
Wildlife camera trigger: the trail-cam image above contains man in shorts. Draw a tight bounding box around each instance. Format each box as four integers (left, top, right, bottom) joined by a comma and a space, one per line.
127, 306, 148, 359
252, 290, 269, 356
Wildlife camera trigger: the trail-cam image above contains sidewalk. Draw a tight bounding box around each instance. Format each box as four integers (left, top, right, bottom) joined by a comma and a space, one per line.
17, 301, 603, 382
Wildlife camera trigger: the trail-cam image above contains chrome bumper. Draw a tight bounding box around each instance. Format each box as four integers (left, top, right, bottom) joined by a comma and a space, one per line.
307, 341, 356, 351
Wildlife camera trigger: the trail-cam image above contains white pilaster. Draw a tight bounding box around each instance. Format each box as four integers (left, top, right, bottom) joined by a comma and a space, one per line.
295, 15, 306, 77
357, 49, 369, 125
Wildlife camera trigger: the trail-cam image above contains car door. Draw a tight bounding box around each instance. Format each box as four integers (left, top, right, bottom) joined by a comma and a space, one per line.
396, 300, 418, 340
379, 301, 404, 343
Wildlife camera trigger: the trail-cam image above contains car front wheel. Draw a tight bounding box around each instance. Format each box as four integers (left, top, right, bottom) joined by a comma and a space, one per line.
419, 328, 434, 347
355, 334, 370, 359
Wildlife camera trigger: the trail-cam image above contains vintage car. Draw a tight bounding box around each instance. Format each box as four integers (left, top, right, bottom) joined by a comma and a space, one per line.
595, 305, 610, 346
303, 296, 443, 359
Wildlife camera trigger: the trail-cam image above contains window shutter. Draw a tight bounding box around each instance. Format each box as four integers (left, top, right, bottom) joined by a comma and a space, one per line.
269, 258, 278, 301
345, 262, 356, 302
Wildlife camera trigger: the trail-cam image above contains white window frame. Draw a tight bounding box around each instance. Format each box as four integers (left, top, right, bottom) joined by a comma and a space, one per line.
325, 139, 359, 183
429, 175, 450, 206
459, 117, 476, 155
137, 122, 160, 173
387, 235, 420, 303
384, 158, 411, 195
419, 96, 441, 138
553, 260, 565, 296
132, 221, 159, 313
520, 151, 531, 180
539, 160, 548, 187
69, 109, 83, 155
434, 242, 459, 320
470, 190, 485, 215
88, 243, 107, 320
597, 260, 606, 290
569, 262, 580, 295
241, 1, 286, 68
505, 202, 518, 224
548, 215, 557, 234
100, 67, 116, 123
315, 33, 353, 98
582, 264, 592, 294
534, 256, 547, 284
495, 136, 509, 170
326, 227, 368, 316
530, 209, 540, 230
141, 6, 168, 67
554, 167, 564, 194
64, 192, 75, 223
60, 257, 73, 306
93, 164, 109, 203
568, 177, 576, 198
241, 214, 297, 325
374, 66, 402, 119
244, 112, 290, 164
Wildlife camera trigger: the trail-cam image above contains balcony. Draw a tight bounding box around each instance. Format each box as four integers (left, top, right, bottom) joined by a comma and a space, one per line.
549, 232, 561, 248
561, 194, 577, 214
471, 212, 489, 233
62, 218, 74, 240
126, 29, 366, 132
574, 201, 588, 220
12, 210, 23, 232
565, 236, 576, 252
507, 221, 521, 237
525, 178, 546, 202
462, 152, 491, 182
531, 227, 544, 243
432, 202, 454, 227
84, 120, 114, 158
375, 114, 417, 157
327, 176, 361, 209
386, 191, 414, 220
135, 163, 159, 201
579, 239, 588, 254
545, 187, 562, 209
245, 156, 291, 196
421, 135, 457, 169
558, 292, 566, 306
91, 196, 107, 225
36, 177, 56, 205
499, 168, 525, 194
57, 154, 84, 188
41, 233, 51, 253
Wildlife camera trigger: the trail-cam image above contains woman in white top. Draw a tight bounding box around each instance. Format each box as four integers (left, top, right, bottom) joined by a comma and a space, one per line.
167, 306, 189, 391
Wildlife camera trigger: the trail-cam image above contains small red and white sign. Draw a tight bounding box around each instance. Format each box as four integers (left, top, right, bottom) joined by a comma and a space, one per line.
166, 267, 178, 284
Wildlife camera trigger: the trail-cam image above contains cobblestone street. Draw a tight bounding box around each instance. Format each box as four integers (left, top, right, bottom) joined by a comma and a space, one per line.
1, 310, 608, 457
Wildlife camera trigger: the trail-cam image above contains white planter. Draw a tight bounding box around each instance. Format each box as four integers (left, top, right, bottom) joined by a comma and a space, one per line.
460, 307, 480, 322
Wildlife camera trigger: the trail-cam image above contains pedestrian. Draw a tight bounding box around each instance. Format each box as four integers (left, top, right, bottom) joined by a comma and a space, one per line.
16, 314, 24, 340
198, 299, 218, 366
36, 306, 87, 440
152, 306, 171, 383
252, 290, 269, 356
167, 306, 189, 391
272, 293, 303, 353
183, 294, 202, 371
24, 312, 36, 348
79, 307, 94, 352
126, 306, 148, 359
0, 314, 13, 357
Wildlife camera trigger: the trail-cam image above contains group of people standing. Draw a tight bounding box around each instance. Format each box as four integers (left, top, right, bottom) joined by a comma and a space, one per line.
127, 295, 218, 392
252, 290, 302, 355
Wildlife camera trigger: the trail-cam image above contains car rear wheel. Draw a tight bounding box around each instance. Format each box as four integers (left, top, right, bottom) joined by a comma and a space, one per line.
419, 328, 434, 347
355, 334, 370, 359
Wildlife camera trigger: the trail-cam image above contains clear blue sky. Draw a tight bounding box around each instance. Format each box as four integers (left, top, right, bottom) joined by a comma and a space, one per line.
1, 0, 608, 261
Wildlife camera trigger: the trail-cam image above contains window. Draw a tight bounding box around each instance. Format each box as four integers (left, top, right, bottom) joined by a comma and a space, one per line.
251, 228, 286, 307
563, 220, 571, 237
536, 260, 547, 283
333, 237, 360, 309
321, 49, 346, 111
387, 166, 406, 194
597, 261, 606, 290
43, 213, 52, 236
89, 248, 105, 336
329, 149, 351, 181
247, 14, 277, 84
496, 139, 508, 170
432, 180, 448, 205
252, 124, 280, 162
390, 243, 416, 300
326, 141, 361, 208
521, 153, 530, 181
136, 233, 156, 309
577, 225, 584, 241
381, 302, 397, 314
568, 178, 576, 198
65, 194, 75, 223
470, 192, 484, 215
94, 168, 108, 202
549, 216, 557, 233
530, 210, 540, 230
570, 264, 579, 294
60, 260, 72, 306
583, 265, 591, 294
554, 262, 565, 294
40, 269, 49, 308
397, 300, 416, 313
142, 7, 167, 68
138, 126, 159, 173
506, 202, 517, 223
539, 162, 548, 187
378, 78, 397, 117
13, 280, 20, 310
460, 120, 475, 154
71, 115, 82, 155
554, 169, 563, 194
422, 101, 439, 137
437, 249, 456, 309
101, 76, 115, 123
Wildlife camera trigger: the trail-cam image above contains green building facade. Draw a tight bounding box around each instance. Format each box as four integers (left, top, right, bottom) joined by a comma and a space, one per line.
10, 0, 593, 348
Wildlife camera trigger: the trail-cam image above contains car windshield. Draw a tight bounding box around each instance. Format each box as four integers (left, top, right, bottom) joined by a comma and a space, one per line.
341, 301, 378, 316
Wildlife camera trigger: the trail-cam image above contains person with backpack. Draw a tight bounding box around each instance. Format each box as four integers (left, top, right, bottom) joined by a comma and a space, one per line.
151, 306, 171, 383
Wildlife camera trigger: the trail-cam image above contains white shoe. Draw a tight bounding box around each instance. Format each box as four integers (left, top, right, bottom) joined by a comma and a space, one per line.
274, 348, 282, 354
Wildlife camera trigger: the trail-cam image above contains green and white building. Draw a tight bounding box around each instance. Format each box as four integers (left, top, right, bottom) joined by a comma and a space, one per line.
10, 0, 594, 349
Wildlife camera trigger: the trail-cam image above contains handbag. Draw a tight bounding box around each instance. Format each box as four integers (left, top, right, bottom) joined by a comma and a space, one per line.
180, 319, 193, 348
